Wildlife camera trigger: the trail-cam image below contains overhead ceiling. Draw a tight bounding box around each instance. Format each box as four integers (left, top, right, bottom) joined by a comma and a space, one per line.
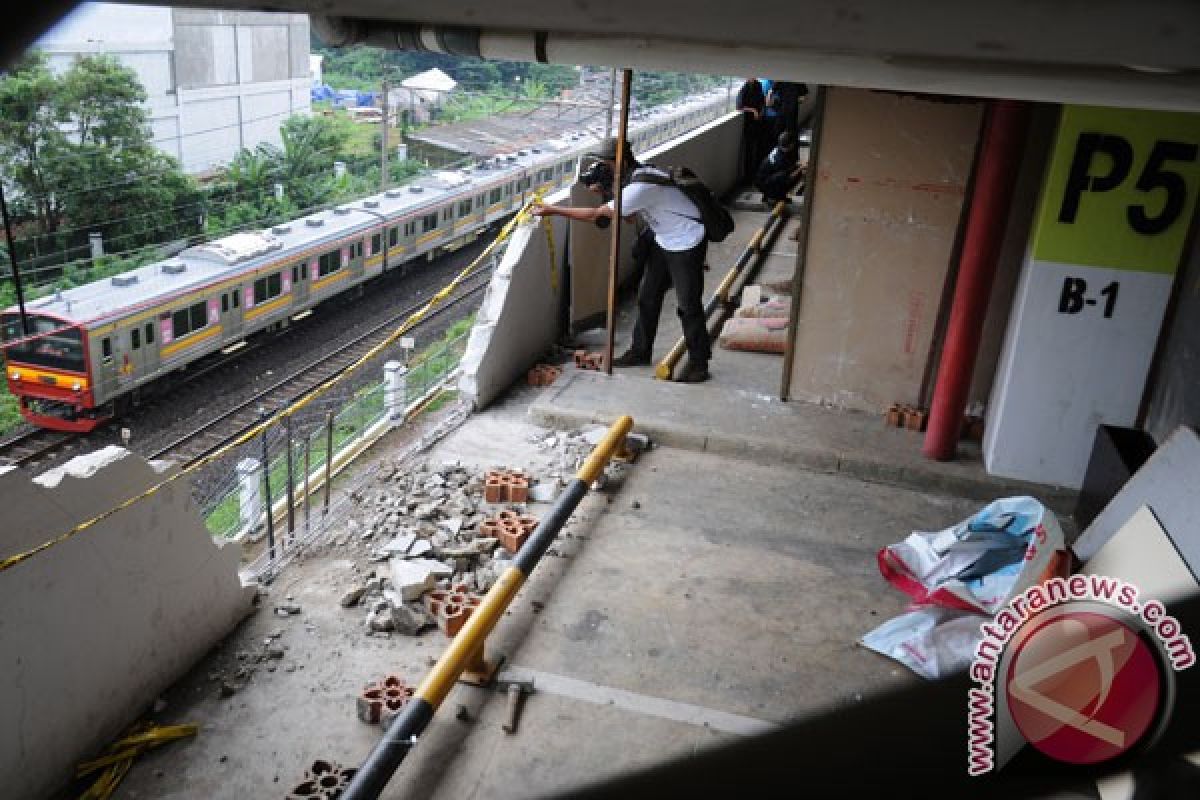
111, 1, 1200, 110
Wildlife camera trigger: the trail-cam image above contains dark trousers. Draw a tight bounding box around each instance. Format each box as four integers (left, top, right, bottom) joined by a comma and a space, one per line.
630, 239, 711, 366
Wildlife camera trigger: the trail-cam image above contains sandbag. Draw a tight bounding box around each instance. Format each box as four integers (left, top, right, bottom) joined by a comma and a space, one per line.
718, 317, 788, 354
735, 298, 791, 319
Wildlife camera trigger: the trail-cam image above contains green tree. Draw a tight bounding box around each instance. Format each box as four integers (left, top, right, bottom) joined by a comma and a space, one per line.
0, 52, 202, 261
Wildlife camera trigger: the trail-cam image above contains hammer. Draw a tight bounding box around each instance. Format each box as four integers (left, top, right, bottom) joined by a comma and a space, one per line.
494, 673, 535, 734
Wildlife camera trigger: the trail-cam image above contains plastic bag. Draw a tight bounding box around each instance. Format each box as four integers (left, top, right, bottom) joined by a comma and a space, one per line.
877, 496, 1067, 615
860, 607, 984, 680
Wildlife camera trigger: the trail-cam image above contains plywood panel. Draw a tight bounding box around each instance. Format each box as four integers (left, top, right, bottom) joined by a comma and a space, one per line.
788, 88, 982, 412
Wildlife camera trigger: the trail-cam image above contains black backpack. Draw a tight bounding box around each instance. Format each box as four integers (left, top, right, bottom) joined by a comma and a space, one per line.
631, 165, 735, 243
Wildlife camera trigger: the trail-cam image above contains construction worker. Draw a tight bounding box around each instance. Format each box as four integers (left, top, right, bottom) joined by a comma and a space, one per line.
532, 138, 711, 383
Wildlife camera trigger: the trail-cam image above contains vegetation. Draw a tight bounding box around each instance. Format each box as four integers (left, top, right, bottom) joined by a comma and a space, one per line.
0, 52, 203, 279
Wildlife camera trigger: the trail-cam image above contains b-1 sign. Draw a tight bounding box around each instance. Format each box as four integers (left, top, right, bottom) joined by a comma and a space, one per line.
985, 105, 1200, 488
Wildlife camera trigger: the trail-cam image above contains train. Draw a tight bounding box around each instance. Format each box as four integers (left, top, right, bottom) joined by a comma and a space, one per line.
2, 91, 729, 432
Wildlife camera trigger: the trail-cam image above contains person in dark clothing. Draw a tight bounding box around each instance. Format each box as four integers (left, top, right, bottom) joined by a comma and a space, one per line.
533, 138, 712, 383
735, 78, 767, 184
755, 131, 805, 205
765, 81, 807, 139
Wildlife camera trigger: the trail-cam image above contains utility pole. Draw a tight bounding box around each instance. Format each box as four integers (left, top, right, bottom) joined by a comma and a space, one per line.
604, 67, 617, 141
380, 78, 390, 191
0, 183, 30, 335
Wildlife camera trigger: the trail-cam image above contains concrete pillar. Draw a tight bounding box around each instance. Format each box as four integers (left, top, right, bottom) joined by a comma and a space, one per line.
334, 161, 347, 179
236, 458, 262, 528
89, 232, 104, 259
384, 361, 408, 423
396, 143, 408, 161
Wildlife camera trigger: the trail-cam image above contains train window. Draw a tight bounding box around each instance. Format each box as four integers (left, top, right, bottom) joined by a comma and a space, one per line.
291, 266, 298, 285
145, 323, 154, 345
489, 188, 502, 204
477, 194, 485, 208
317, 251, 340, 278
389, 227, 399, 247
1, 313, 86, 372
459, 200, 472, 216
422, 212, 438, 231
172, 309, 189, 338
222, 294, 229, 313
505, 183, 513, 196
189, 302, 206, 332
353, 242, 363, 258
405, 221, 415, 236
131, 328, 140, 350
268, 272, 281, 296
102, 337, 112, 363
371, 233, 381, 253
442, 208, 451, 222
232, 289, 239, 308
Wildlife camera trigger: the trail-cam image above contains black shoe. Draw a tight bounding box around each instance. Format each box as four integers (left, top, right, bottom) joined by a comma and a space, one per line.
612, 350, 652, 367
679, 363, 711, 383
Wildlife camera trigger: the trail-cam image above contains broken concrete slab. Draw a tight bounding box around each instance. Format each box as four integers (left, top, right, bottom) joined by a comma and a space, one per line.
0, 446, 256, 800
389, 558, 455, 602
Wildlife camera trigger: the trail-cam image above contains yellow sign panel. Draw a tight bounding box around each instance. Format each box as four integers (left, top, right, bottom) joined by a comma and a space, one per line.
1032, 105, 1200, 273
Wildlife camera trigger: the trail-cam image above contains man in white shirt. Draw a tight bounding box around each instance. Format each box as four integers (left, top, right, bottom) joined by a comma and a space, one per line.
532, 139, 711, 382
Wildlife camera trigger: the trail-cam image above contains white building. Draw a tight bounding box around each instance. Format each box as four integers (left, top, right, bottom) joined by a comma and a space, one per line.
38, 4, 312, 174
389, 67, 457, 124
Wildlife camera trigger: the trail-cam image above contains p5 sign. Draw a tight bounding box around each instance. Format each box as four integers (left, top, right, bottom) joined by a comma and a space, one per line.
1033, 106, 1200, 275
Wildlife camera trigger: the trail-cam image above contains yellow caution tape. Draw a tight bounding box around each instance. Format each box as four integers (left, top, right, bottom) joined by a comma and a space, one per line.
77, 722, 198, 800
0, 202, 540, 576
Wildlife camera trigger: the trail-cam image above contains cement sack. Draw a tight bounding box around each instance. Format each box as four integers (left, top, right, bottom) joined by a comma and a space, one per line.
735, 298, 791, 319
718, 317, 788, 354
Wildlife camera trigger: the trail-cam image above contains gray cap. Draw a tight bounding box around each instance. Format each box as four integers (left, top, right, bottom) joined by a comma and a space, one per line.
592, 137, 635, 162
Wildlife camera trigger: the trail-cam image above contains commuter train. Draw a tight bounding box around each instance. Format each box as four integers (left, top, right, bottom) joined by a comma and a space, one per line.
1, 93, 728, 432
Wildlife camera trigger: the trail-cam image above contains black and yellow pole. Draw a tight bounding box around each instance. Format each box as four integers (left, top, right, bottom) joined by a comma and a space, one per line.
341, 415, 634, 800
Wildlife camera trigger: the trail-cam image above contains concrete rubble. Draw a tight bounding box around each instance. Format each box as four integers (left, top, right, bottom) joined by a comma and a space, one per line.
327, 431, 611, 640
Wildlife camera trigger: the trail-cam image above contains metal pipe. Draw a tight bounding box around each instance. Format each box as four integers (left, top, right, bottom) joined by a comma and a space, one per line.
604, 69, 633, 375
309, 17, 1200, 114
655, 203, 786, 381
923, 100, 1029, 461
303, 435, 311, 534
340, 415, 634, 799
604, 69, 633, 376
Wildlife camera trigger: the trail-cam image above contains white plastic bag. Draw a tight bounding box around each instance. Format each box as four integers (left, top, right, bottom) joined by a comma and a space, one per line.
861, 607, 984, 680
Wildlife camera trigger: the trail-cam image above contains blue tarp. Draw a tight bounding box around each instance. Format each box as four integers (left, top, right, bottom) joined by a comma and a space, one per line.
309, 85, 378, 107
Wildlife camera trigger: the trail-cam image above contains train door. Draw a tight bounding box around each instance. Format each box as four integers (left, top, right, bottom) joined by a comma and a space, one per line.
126, 324, 147, 386
222, 286, 244, 337
139, 319, 160, 378
289, 262, 308, 307
92, 331, 118, 406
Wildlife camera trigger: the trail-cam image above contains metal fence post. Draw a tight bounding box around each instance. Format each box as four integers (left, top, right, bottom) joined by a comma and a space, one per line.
260, 420, 276, 562
304, 434, 311, 534
285, 414, 296, 543
324, 410, 334, 515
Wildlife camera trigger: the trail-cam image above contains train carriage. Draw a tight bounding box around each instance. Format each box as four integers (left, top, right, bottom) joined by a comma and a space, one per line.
2, 91, 729, 431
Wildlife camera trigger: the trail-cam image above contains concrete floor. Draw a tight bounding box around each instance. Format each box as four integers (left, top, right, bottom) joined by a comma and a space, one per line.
108, 201, 1076, 799
110, 385, 989, 800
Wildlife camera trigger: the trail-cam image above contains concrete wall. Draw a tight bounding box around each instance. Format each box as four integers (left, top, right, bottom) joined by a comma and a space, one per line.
0, 447, 255, 800
569, 111, 744, 330
459, 203, 570, 409
788, 88, 983, 412
38, 3, 311, 173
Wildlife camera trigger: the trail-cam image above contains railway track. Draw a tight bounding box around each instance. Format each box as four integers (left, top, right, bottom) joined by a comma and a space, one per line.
147, 271, 490, 467
0, 426, 82, 469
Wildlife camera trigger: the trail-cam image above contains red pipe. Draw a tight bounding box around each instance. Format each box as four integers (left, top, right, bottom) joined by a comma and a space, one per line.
923, 100, 1030, 461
